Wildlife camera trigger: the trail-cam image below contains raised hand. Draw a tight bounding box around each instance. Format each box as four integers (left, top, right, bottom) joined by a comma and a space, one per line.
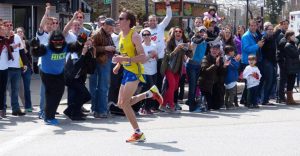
30, 37, 40, 49
165, 0, 170, 5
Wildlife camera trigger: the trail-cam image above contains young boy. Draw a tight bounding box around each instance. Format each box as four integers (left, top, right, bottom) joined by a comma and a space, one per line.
243, 55, 261, 109
224, 45, 240, 110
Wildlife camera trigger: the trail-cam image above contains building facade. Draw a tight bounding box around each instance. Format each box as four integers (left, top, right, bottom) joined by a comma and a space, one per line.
0, 0, 91, 39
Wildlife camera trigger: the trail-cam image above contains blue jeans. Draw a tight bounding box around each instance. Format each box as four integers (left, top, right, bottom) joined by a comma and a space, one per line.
5, 68, 21, 111
262, 60, 276, 103
21, 68, 32, 109
186, 62, 201, 111
89, 60, 112, 114
256, 61, 264, 103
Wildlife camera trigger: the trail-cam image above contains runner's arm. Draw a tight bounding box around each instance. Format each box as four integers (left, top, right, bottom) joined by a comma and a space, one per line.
131, 32, 147, 63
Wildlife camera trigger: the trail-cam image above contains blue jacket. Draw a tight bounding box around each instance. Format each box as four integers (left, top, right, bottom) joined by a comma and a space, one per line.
241, 30, 259, 64
225, 56, 240, 85
191, 36, 207, 64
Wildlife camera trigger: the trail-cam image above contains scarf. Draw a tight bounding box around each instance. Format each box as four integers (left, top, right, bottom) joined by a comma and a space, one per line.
5, 35, 15, 60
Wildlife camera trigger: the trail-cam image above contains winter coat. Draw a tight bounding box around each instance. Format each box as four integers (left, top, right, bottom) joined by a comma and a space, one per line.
92, 28, 114, 64
284, 41, 300, 74
198, 54, 226, 94
241, 30, 260, 64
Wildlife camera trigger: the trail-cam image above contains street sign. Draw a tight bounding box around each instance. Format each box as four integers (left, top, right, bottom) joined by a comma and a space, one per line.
104, 0, 111, 5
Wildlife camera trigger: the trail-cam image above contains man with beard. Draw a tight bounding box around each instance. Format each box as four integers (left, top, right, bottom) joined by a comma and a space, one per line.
30, 30, 89, 125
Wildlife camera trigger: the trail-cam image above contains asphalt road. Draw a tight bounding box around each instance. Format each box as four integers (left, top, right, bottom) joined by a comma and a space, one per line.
1, 75, 300, 156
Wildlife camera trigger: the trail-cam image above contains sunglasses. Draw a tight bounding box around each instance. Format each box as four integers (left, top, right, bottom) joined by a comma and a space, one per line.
142, 33, 151, 37
119, 17, 126, 21
175, 30, 182, 33
51, 40, 64, 44
77, 16, 83, 19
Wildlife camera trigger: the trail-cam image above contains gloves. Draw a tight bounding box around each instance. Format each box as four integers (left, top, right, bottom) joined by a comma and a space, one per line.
30, 37, 40, 49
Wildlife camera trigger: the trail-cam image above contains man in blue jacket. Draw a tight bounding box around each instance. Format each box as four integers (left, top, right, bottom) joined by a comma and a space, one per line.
240, 19, 264, 106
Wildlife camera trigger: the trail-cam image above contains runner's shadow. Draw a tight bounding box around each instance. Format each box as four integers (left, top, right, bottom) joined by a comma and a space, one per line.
133, 141, 184, 152
53, 119, 117, 135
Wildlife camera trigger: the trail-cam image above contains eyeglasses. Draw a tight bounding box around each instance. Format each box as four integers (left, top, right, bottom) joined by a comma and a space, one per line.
77, 16, 83, 19
175, 30, 182, 33
119, 17, 126, 21
142, 33, 151, 36
53, 22, 58, 24
51, 40, 64, 44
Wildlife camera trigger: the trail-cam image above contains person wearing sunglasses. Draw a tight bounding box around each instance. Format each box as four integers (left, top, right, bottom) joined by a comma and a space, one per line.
52, 17, 60, 31
160, 27, 190, 113
138, 30, 159, 115
140, 0, 172, 99
112, 9, 163, 143
76, 11, 91, 37
2, 21, 29, 117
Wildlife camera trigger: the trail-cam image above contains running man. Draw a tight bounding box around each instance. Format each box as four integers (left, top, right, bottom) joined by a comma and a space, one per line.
112, 9, 163, 143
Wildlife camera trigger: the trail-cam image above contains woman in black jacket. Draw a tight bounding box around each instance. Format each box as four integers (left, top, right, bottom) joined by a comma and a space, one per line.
283, 30, 300, 105
64, 34, 97, 120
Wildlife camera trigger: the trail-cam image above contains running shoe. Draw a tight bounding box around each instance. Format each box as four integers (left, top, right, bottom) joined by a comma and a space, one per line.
126, 133, 146, 143
150, 85, 163, 105
44, 119, 59, 125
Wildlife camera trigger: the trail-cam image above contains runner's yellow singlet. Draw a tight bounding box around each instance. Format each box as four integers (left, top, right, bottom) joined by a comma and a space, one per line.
119, 28, 145, 83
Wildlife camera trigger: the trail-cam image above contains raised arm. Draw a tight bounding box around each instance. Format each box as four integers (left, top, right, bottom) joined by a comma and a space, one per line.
39, 4, 51, 33
63, 11, 79, 36
158, 0, 172, 29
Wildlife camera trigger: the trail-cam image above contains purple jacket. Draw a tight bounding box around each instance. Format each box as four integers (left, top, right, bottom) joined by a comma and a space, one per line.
234, 35, 242, 55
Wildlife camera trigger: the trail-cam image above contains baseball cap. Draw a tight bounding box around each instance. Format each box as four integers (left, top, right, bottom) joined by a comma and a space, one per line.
103, 18, 115, 26
196, 26, 207, 32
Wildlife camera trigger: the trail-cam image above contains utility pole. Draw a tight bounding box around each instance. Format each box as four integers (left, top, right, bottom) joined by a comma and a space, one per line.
234, 8, 237, 34
179, 0, 183, 28
246, 0, 249, 29
145, 0, 149, 20
111, 0, 118, 20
